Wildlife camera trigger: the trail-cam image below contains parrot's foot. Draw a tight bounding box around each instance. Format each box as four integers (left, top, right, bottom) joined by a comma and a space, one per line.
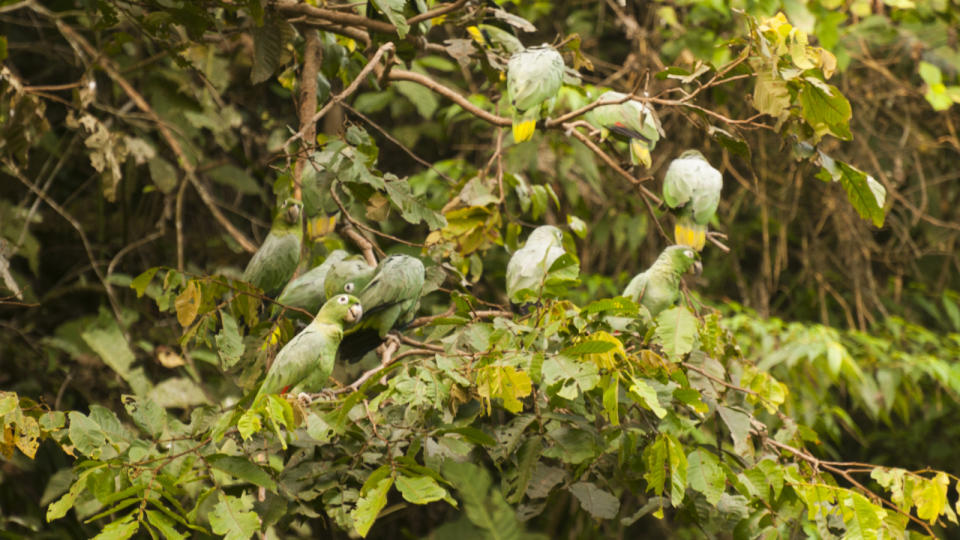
296, 392, 313, 407
312, 389, 338, 403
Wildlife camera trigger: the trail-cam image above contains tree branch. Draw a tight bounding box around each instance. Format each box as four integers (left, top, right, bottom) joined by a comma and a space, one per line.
386, 69, 512, 127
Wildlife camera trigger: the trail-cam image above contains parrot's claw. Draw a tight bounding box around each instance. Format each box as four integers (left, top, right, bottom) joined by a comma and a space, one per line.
296, 392, 313, 407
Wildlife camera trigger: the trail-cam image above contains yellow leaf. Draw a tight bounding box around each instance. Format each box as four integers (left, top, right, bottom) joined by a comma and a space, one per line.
14, 415, 39, 459
175, 280, 201, 328
156, 346, 185, 368
476, 365, 532, 414
915, 472, 949, 524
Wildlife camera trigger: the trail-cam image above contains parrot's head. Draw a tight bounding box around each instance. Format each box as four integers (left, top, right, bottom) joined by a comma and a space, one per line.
664, 245, 701, 276
277, 198, 302, 226
324, 257, 376, 299
322, 294, 363, 326
525, 225, 564, 248
678, 149, 706, 162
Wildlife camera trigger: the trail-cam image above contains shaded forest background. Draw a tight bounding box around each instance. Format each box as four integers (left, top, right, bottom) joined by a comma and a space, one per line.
2, 0, 960, 537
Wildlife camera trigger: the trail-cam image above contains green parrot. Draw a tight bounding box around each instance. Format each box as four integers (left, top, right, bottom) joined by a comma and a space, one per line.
586, 91, 664, 168
275, 250, 349, 317
662, 150, 723, 251
506, 225, 566, 304
339, 254, 425, 362
255, 294, 363, 401
323, 255, 377, 299
506, 45, 565, 142
242, 198, 303, 296
623, 245, 702, 318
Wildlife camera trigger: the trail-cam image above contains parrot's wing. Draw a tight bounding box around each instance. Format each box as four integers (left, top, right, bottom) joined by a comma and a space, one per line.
242, 232, 301, 295
277, 250, 349, 314
688, 163, 723, 225
258, 323, 342, 397
358, 256, 425, 322
623, 270, 649, 303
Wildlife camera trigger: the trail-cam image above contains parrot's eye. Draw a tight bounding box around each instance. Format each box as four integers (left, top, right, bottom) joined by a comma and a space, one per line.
337, 295, 348, 304
344, 282, 355, 293
684, 250, 694, 258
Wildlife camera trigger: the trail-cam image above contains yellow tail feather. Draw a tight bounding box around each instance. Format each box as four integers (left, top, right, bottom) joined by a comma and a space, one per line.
513, 120, 536, 142
629, 139, 652, 168
674, 223, 706, 251
466, 26, 486, 45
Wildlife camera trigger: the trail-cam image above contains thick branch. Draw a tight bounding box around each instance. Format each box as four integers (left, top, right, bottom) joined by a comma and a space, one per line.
293, 29, 323, 202
276, 1, 396, 34
386, 69, 512, 127
407, 0, 467, 24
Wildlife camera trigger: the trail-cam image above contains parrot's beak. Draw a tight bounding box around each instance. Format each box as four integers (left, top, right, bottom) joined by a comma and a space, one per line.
692, 261, 703, 276
347, 304, 363, 324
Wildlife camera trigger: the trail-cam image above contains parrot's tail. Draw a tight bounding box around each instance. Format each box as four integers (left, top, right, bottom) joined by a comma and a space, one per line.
629, 139, 652, 168
674, 221, 707, 251
513, 119, 536, 142
466, 26, 487, 46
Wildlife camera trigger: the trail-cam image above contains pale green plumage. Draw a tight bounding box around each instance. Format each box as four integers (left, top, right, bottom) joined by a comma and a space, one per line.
586, 91, 664, 167
506, 46, 565, 142
662, 150, 723, 251
242, 199, 303, 296
623, 245, 701, 317
255, 294, 362, 399
506, 225, 565, 304
275, 250, 349, 317
323, 256, 376, 299
353, 254, 425, 338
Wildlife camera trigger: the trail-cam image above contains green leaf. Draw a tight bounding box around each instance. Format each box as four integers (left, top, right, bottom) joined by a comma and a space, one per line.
47, 468, 98, 522
91, 512, 139, 540
215, 310, 244, 368
237, 410, 261, 441
628, 376, 667, 419
798, 78, 852, 140
207, 164, 260, 195
687, 449, 725, 505
569, 481, 620, 519
541, 355, 599, 400
353, 474, 394, 537
395, 80, 440, 119
209, 492, 260, 540
665, 434, 688, 508
654, 307, 697, 360
816, 153, 886, 227
207, 454, 277, 493
131, 267, 161, 298
251, 17, 294, 84
567, 215, 587, 238
146, 509, 186, 540
122, 395, 166, 439
717, 406, 753, 457
918, 61, 942, 85
752, 68, 790, 118
384, 175, 447, 229
643, 435, 667, 497
68, 411, 107, 459
561, 340, 616, 356
396, 474, 450, 505
147, 156, 179, 194
371, 0, 411, 38
82, 308, 150, 396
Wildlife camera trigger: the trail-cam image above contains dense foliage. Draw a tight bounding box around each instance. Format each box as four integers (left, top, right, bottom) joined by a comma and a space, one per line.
2, 0, 960, 538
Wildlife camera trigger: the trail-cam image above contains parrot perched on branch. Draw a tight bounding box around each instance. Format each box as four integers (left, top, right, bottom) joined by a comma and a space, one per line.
467, 24, 523, 54
323, 255, 377, 299
662, 150, 723, 251
506, 225, 566, 305
254, 294, 363, 401
275, 250, 349, 318
586, 91, 664, 168
242, 198, 303, 296
338, 254, 426, 362
623, 245, 702, 318
506, 45, 565, 142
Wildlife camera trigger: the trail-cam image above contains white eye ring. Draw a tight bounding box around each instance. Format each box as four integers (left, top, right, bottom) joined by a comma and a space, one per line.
344, 282, 355, 292
685, 250, 694, 258
337, 295, 348, 304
